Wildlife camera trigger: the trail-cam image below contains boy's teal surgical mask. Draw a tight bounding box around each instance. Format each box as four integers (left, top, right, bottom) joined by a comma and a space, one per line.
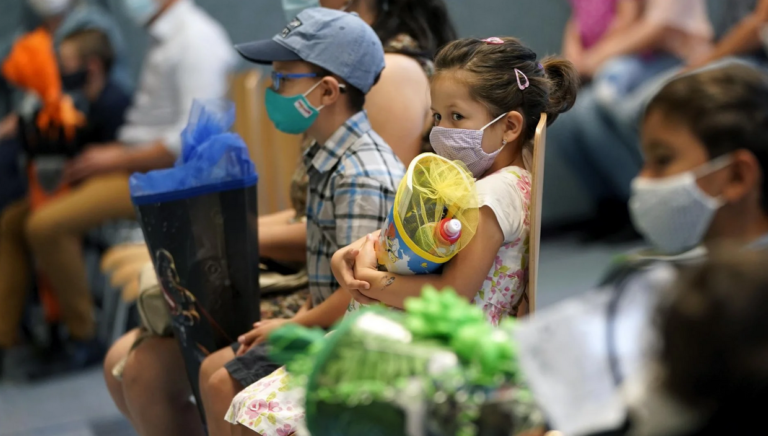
266, 80, 345, 135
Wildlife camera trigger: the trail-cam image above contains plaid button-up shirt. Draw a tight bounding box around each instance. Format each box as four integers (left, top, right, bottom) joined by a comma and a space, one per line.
304, 111, 405, 306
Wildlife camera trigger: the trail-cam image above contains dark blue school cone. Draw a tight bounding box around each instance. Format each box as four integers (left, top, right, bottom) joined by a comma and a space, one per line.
130, 100, 260, 423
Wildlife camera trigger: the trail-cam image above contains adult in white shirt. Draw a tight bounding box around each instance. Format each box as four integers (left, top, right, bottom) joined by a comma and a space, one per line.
115, 0, 236, 159
76, 0, 236, 175
0, 0, 234, 382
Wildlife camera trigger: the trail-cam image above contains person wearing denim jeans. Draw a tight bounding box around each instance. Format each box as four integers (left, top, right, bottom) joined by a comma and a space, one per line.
568, 0, 768, 240
549, 0, 715, 241
547, 87, 644, 240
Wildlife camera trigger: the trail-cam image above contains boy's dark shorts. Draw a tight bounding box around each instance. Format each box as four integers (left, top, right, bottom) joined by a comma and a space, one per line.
225, 342, 281, 388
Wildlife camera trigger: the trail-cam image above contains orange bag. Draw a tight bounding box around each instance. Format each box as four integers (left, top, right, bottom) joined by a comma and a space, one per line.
1, 27, 84, 140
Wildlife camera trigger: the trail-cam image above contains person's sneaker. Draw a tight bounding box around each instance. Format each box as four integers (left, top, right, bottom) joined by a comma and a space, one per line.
25, 337, 105, 381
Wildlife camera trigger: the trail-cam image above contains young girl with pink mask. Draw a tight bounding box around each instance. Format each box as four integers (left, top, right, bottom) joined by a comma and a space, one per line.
332, 37, 579, 324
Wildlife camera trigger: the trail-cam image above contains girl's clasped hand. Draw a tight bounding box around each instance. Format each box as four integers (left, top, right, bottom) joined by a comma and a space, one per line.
331, 232, 388, 305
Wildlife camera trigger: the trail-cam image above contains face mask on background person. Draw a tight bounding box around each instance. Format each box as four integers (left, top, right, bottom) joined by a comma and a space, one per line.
281, 0, 353, 22
281, 0, 319, 22
123, 0, 161, 27
339, 1, 353, 11
265, 80, 344, 135
61, 69, 88, 91
28, 0, 72, 18
629, 155, 733, 254
429, 113, 508, 178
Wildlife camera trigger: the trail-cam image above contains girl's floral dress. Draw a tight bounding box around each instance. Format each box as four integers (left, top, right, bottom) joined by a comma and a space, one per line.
225, 367, 307, 435
472, 166, 532, 326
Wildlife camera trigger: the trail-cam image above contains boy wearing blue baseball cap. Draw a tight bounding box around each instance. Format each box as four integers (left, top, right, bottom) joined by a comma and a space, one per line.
198, 8, 405, 434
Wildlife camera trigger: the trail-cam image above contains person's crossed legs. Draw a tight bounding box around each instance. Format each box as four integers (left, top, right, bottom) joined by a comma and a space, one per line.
25, 172, 136, 344
1, 173, 137, 376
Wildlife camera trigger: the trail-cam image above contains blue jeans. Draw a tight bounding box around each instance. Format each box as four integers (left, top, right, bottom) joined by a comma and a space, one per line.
548, 55, 682, 205
547, 88, 643, 202
602, 57, 762, 147
552, 56, 764, 207
592, 54, 680, 109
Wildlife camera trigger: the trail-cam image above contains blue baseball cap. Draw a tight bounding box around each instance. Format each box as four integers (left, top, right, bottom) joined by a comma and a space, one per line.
235, 8, 385, 94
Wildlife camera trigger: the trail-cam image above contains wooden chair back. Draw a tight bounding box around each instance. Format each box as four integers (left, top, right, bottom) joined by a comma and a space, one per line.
527, 113, 548, 313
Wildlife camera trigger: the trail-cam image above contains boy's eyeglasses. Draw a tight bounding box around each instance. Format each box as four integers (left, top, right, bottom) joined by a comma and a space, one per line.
270, 72, 318, 91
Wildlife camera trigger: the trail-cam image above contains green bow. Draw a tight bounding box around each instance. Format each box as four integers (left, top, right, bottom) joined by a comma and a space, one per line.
404, 286, 520, 386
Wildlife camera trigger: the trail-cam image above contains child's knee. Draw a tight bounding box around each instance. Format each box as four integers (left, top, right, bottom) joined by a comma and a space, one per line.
103, 344, 125, 384
24, 209, 59, 247
199, 346, 235, 390
199, 353, 222, 391
122, 338, 189, 404
103, 330, 139, 382
206, 367, 240, 404
0, 201, 28, 237
121, 346, 154, 394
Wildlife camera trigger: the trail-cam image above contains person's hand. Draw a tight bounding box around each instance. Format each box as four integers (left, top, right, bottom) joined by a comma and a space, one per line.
349, 234, 383, 304
566, 50, 587, 77
63, 143, 128, 184
579, 53, 600, 79
331, 235, 377, 304
354, 235, 396, 296
355, 234, 379, 272
563, 45, 582, 66
0, 113, 18, 140
236, 318, 292, 355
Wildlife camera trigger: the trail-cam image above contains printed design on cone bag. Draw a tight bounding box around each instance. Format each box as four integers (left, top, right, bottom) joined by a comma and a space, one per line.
378, 220, 412, 272
156, 249, 202, 345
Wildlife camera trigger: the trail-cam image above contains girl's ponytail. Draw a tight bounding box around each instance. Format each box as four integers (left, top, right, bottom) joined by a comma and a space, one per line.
541, 56, 579, 125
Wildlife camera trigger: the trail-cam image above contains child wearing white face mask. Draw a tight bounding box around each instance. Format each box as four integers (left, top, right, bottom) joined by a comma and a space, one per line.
511, 64, 768, 436
332, 37, 579, 325
629, 154, 733, 254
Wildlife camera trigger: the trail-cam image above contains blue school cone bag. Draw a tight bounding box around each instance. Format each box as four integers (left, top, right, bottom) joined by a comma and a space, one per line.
129, 100, 260, 425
